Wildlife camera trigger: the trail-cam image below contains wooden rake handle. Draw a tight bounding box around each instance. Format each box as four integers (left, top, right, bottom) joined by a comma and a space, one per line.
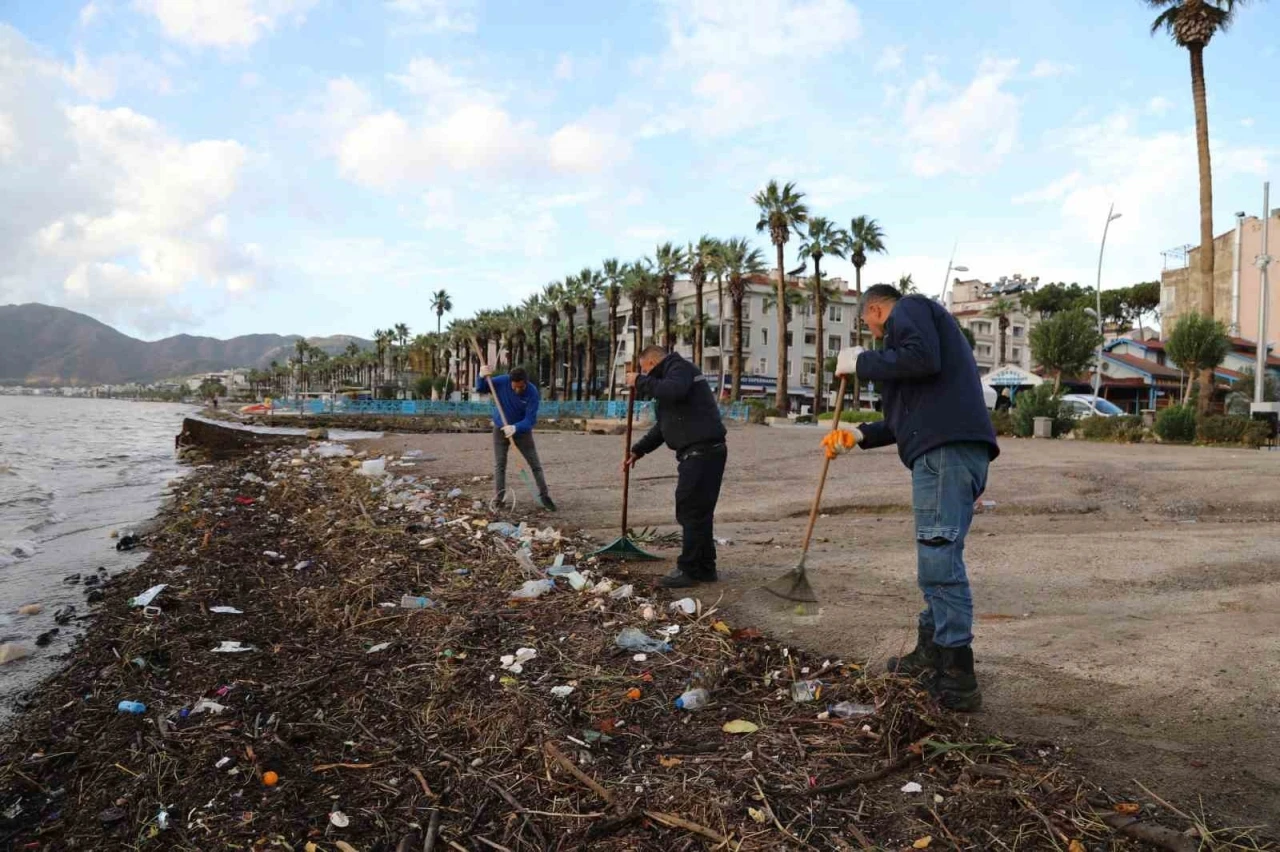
800, 375, 849, 558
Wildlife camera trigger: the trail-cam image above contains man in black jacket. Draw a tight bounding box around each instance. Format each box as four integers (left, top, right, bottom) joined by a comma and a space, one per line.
833, 284, 999, 711
624, 345, 727, 589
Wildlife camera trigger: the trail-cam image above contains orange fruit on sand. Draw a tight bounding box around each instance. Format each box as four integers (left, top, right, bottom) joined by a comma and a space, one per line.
263, 771, 279, 787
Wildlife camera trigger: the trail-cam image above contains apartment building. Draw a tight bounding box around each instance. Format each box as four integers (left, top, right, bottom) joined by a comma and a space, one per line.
598, 270, 864, 411
946, 274, 1041, 375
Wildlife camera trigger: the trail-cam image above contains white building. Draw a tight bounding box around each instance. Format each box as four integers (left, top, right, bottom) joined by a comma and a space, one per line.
946, 274, 1042, 375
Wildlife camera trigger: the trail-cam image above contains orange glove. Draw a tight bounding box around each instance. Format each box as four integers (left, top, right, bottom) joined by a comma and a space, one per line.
821, 428, 857, 460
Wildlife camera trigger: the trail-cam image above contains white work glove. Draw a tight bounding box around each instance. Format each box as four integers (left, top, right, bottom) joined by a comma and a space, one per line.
501, 424, 517, 439
480, 364, 493, 378
835, 346, 865, 378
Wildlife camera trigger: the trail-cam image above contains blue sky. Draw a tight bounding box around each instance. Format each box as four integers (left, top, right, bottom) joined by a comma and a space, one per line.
1, 0, 1275, 340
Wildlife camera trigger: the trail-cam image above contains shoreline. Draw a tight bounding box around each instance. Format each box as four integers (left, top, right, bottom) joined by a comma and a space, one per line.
0, 440, 1270, 849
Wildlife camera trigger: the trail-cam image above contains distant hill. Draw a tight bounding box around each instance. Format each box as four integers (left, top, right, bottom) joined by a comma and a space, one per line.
0, 303, 372, 386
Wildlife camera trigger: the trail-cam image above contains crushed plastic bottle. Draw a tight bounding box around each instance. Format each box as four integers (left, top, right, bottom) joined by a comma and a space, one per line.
447, 488, 463, 499
399, 595, 435, 609
669, 597, 697, 615
831, 701, 876, 719
117, 700, 147, 714
487, 522, 520, 538
358, 458, 386, 477
608, 584, 634, 600
614, 627, 671, 654
509, 579, 555, 599
790, 679, 822, 703
674, 688, 710, 711
563, 571, 589, 591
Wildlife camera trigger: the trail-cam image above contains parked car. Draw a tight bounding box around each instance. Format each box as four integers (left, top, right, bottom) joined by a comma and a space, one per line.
1061, 394, 1124, 418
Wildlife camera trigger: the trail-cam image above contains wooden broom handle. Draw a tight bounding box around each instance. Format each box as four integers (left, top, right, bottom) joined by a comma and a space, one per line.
800, 375, 849, 557
621, 354, 637, 535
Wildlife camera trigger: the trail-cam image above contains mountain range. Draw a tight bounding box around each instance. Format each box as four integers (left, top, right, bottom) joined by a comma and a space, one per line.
0, 303, 372, 386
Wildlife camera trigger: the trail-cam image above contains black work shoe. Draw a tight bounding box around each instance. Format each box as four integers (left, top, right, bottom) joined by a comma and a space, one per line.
886, 625, 940, 679
658, 568, 709, 588
930, 644, 982, 712
540, 496, 557, 512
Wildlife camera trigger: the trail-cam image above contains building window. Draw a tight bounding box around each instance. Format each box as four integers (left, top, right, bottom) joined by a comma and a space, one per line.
828, 335, 841, 352
804, 331, 816, 346
802, 358, 816, 385
761, 328, 767, 346
759, 357, 767, 375
1012, 347, 1021, 360
742, 328, 751, 348
1013, 326, 1024, 338
849, 331, 858, 346
785, 331, 793, 347
978, 344, 992, 357
828, 305, 843, 323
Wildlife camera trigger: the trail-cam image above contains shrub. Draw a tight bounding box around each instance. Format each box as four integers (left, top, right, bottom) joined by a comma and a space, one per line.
1078, 414, 1144, 443
1011, 385, 1072, 438
817, 410, 885, 423
1242, 419, 1273, 448
414, 377, 434, 399
990, 409, 1014, 436
1154, 404, 1197, 443
1196, 414, 1270, 447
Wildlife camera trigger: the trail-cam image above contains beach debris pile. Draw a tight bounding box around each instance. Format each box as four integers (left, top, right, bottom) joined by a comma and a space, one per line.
0, 443, 1260, 851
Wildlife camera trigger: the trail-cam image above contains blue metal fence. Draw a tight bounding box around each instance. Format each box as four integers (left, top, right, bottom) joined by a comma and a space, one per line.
271, 397, 750, 423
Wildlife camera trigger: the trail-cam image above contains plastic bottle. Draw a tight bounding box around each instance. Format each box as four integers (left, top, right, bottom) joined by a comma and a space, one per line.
117, 700, 147, 714
674, 688, 710, 711
400, 595, 434, 609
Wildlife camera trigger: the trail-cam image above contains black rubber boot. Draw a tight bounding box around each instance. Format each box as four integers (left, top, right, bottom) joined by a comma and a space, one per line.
886, 625, 940, 679
658, 567, 715, 588
930, 645, 982, 712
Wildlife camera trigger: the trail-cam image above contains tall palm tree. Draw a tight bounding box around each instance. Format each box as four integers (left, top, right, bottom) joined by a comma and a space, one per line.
847, 215, 887, 408
653, 242, 688, 350
430, 289, 453, 334
578, 267, 603, 399
601, 258, 625, 400
559, 276, 582, 399
688, 236, 718, 371
542, 282, 563, 400
985, 296, 1017, 366
722, 237, 767, 402
797, 217, 848, 415
394, 323, 410, 376
753, 180, 809, 411
1148, 0, 1249, 409
707, 241, 729, 398
897, 273, 917, 294
522, 295, 544, 385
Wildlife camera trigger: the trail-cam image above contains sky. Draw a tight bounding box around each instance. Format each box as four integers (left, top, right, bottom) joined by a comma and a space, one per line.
0, 0, 1276, 342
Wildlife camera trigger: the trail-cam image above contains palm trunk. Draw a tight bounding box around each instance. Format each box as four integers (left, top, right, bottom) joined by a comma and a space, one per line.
534, 330, 543, 388
775, 245, 788, 412
999, 322, 1007, 366
716, 278, 727, 400
548, 323, 558, 400
635, 301, 646, 356
693, 279, 704, 369
813, 259, 825, 417
852, 263, 864, 410
585, 310, 596, 400
576, 341, 585, 401
607, 308, 619, 401
565, 314, 576, 400
732, 295, 744, 402
1190, 43, 1216, 413
662, 289, 673, 349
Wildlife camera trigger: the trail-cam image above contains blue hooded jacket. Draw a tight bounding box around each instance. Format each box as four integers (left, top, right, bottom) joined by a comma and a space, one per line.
475, 373, 539, 434
855, 294, 999, 468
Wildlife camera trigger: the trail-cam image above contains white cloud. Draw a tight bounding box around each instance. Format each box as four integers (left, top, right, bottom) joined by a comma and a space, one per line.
805, 174, 873, 208
1147, 95, 1172, 116
875, 45, 904, 73
62, 49, 174, 101
902, 58, 1020, 177
135, 0, 318, 48
386, 0, 477, 34
389, 57, 500, 113
1031, 59, 1076, 78
0, 29, 265, 333
624, 225, 674, 242
554, 54, 574, 81
548, 121, 631, 174
79, 2, 102, 26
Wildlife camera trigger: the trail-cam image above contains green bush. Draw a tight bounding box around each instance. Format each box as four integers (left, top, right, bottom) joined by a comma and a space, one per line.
1155, 404, 1197, 443
990, 409, 1014, 436
1078, 414, 1144, 443
1242, 419, 1273, 448
1011, 385, 1072, 438
817, 410, 885, 423
1196, 414, 1271, 447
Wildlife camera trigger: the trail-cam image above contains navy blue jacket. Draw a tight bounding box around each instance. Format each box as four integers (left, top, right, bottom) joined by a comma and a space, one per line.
475, 373, 539, 434
856, 295, 999, 468
631, 352, 726, 457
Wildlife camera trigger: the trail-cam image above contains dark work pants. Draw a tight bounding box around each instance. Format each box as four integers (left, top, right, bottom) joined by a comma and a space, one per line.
492, 427, 550, 502
674, 445, 727, 578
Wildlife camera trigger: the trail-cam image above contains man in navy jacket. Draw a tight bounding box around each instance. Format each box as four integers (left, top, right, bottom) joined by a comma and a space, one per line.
834, 284, 998, 711
476, 365, 555, 511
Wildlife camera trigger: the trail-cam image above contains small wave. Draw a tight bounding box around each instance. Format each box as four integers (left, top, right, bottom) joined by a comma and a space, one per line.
2, 540, 37, 559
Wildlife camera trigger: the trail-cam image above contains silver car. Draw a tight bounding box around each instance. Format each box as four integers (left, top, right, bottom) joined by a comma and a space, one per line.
1061, 394, 1124, 418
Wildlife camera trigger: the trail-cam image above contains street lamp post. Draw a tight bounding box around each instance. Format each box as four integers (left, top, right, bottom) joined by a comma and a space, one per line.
939, 240, 969, 304
1092, 204, 1123, 412
1254, 182, 1272, 404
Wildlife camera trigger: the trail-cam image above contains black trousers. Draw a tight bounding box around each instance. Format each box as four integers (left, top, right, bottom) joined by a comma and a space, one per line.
674, 444, 727, 578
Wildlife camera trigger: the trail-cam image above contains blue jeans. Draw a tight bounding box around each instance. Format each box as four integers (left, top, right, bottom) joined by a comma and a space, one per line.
911, 441, 989, 648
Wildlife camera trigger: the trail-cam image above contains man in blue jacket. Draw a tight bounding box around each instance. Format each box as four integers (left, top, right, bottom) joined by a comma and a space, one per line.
624, 346, 727, 588
476, 365, 555, 511
833, 284, 998, 711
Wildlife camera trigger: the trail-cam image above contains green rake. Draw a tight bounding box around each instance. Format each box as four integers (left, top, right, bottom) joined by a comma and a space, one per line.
590, 361, 659, 561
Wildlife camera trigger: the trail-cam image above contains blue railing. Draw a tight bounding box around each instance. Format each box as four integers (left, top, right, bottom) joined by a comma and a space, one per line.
271, 398, 750, 423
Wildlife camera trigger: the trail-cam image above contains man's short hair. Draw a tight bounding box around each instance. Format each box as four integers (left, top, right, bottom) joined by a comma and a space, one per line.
509, 366, 528, 383
639, 344, 667, 362
861, 284, 902, 308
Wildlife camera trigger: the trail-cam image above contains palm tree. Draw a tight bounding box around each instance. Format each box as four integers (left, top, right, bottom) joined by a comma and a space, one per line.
897, 273, 917, 294
707, 241, 729, 398
722, 237, 767, 401
394, 323, 410, 376
601, 258, 625, 400
624, 263, 658, 354
522, 295, 544, 385
753, 180, 809, 411
542, 282, 563, 400
847, 215, 886, 408
797, 217, 848, 415
1148, 0, 1250, 409
578, 267, 603, 399
430, 289, 453, 334
985, 296, 1017, 366
653, 242, 688, 350
688, 236, 719, 371
559, 276, 582, 399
